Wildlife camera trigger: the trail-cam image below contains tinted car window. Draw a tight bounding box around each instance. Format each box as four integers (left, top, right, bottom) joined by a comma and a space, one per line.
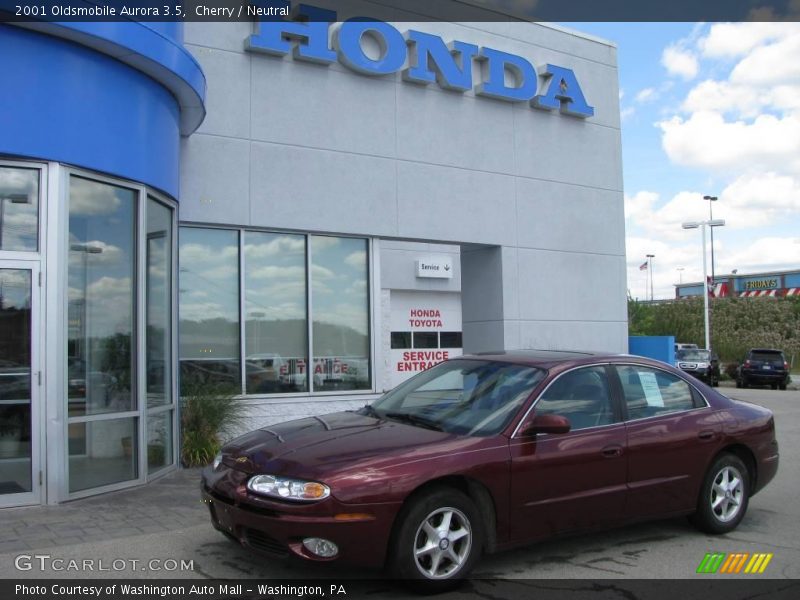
750, 351, 784, 363
677, 349, 710, 361
616, 365, 695, 420
535, 366, 615, 431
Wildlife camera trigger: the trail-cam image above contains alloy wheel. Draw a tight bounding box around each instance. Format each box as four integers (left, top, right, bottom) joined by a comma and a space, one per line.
413, 507, 472, 579
710, 465, 744, 523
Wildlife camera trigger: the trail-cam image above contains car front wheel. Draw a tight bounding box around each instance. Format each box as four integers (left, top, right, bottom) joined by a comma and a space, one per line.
390, 488, 483, 590
691, 454, 749, 534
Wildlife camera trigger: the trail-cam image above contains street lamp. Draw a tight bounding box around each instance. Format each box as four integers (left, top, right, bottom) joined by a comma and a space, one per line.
682, 218, 725, 351
0, 192, 30, 249
646, 254, 655, 300
703, 195, 719, 285
677, 267, 685, 284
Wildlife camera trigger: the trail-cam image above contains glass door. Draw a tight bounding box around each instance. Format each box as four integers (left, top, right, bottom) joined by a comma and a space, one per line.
0, 262, 40, 507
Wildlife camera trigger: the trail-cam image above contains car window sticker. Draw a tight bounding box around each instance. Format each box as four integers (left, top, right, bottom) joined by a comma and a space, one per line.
638, 371, 665, 407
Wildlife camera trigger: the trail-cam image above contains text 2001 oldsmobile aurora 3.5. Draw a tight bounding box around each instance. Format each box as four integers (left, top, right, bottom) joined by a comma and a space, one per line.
201, 351, 778, 589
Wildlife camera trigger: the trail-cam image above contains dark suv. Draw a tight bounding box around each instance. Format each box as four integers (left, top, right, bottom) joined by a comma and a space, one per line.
736, 349, 791, 390
675, 348, 720, 386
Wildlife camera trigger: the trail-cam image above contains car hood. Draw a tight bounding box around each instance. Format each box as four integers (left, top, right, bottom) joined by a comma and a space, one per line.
221, 410, 478, 479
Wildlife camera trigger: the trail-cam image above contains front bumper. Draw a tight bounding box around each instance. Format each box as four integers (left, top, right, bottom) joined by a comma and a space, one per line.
201, 466, 400, 569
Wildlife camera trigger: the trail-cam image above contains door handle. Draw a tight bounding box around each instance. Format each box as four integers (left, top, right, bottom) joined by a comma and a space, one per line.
601, 445, 623, 458
698, 430, 716, 441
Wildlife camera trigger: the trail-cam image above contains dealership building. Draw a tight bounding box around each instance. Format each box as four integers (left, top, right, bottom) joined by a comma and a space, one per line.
0, 7, 624, 506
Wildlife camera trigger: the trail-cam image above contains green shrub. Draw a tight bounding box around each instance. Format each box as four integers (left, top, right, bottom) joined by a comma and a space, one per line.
180, 380, 246, 467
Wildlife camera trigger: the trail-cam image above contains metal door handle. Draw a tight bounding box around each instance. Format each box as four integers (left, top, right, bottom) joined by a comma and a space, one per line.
602, 445, 623, 457
698, 431, 715, 441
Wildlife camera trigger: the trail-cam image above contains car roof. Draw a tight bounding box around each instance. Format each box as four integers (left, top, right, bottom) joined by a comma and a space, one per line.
459, 349, 633, 369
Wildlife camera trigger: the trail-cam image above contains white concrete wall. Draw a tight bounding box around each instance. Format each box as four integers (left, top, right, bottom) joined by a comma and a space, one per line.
181, 9, 627, 379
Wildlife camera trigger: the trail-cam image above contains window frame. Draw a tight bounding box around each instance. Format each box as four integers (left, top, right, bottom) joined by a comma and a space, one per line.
62, 166, 179, 500
511, 361, 712, 438
178, 223, 376, 398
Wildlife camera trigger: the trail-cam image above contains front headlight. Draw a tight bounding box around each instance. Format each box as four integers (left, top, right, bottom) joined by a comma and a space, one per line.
212, 452, 223, 470
247, 474, 330, 502
698, 362, 709, 369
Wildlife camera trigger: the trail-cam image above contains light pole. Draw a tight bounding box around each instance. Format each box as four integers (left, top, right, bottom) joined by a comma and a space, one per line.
703, 195, 719, 285
677, 267, 684, 284
683, 219, 725, 350
0, 192, 30, 249
646, 254, 655, 300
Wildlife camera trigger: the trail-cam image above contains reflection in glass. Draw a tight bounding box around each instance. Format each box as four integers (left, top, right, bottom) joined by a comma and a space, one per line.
245, 232, 307, 394
311, 236, 370, 391
413, 332, 438, 349
147, 412, 172, 474
68, 417, 138, 492
147, 199, 172, 407
0, 269, 32, 494
0, 166, 38, 252
67, 176, 136, 417
179, 228, 240, 393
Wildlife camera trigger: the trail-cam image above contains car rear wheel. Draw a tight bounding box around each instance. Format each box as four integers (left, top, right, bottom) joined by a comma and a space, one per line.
771, 383, 778, 390
779, 382, 787, 391
691, 454, 749, 534
390, 488, 483, 591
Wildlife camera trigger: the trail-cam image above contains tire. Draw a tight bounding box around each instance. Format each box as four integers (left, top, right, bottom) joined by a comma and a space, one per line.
779, 383, 787, 391
735, 379, 742, 389
742, 378, 749, 389
389, 487, 483, 591
771, 383, 778, 390
691, 454, 749, 535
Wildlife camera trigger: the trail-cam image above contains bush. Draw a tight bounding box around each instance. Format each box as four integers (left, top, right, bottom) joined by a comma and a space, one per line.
724, 362, 739, 380
180, 380, 246, 467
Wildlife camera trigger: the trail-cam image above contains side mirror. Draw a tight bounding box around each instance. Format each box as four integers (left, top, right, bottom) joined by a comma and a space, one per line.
519, 414, 571, 436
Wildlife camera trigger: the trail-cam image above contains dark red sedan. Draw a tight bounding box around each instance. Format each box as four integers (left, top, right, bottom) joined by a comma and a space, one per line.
201, 351, 779, 589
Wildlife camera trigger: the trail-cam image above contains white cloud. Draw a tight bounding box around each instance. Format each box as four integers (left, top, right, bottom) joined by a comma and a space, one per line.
635, 87, 657, 103
699, 22, 800, 59
662, 45, 698, 80
344, 251, 366, 269
729, 32, 800, 85
659, 111, 800, 174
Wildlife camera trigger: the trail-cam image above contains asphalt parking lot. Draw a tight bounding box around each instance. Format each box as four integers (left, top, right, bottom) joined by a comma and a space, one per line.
1, 386, 798, 584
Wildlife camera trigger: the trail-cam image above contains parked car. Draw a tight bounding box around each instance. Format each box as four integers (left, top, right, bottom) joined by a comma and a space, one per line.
736, 349, 791, 390
675, 348, 720, 387
675, 342, 698, 352
202, 351, 779, 590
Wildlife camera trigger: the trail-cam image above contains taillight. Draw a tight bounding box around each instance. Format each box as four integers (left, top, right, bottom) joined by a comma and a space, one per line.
744, 360, 751, 367
785, 362, 789, 370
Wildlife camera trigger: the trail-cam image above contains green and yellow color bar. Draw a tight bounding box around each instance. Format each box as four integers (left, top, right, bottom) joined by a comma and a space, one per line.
696, 552, 773, 574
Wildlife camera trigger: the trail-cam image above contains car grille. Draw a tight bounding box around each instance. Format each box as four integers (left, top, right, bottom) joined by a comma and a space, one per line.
244, 528, 288, 557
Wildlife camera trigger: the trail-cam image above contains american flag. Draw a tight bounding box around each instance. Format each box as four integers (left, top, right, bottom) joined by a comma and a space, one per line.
639, 261, 648, 271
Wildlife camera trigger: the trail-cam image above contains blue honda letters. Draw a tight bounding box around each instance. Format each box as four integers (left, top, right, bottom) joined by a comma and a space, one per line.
246, 4, 594, 118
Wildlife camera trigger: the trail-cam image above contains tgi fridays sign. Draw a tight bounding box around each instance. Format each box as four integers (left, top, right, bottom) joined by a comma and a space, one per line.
390, 291, 462, 388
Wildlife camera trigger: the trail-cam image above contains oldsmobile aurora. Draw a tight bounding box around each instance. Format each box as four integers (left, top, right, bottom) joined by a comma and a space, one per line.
201, 351, 778, 588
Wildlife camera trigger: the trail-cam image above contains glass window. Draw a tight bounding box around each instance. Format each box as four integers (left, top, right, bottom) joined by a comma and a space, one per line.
0, 166, 38, 252
68, 417, 138, 493
68, 176, 136, 416
146, 412, 172, 474
616, 365, 695, 420
244, 232, 307, 394
311, 236, 370, 391
440, 331, 463, 348
146, 199, 172, 407
413, 331, 438, 349
179, 228, 240, 394
535, 366, 615, 431
371, 359, 544, 436
391, 332, 411, 349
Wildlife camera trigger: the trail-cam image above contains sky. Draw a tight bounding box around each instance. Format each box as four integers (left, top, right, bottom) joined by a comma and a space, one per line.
564, 22, 800, 300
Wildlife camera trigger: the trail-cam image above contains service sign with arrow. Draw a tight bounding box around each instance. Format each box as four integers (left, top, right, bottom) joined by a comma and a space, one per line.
416, 257, 454, 279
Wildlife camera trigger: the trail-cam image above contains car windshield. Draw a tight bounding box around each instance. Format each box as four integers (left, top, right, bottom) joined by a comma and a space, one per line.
366, 359, 545, 437
677, 349, 710, 361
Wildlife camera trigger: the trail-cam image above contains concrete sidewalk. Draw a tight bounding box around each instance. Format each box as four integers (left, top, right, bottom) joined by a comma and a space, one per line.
0, 469, 206, 554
